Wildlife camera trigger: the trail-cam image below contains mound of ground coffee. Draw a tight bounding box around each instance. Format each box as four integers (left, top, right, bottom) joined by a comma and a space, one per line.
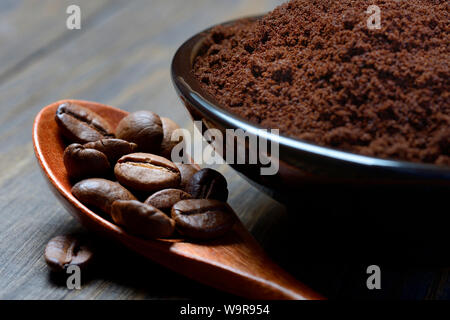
194, 0, 449, 165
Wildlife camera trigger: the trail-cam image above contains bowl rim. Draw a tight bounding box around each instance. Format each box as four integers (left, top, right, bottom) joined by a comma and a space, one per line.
171, 15, 450, 179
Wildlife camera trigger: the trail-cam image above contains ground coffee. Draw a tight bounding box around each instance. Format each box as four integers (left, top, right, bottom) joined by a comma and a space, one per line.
194, 0, 449, 165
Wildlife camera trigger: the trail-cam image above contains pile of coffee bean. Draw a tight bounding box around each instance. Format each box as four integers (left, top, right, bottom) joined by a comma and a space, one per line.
56, 102, 236, 241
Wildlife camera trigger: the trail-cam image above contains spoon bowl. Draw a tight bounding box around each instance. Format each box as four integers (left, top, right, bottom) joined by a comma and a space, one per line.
33, 99, 324, 300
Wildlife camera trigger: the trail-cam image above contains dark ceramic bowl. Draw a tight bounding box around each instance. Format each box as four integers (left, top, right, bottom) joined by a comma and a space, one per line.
171, 16, 450, 200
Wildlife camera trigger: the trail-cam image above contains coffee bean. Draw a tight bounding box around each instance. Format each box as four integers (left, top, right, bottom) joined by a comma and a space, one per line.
145, 189, 192, 213
84, 139, 138, 164
116, 111, 163, 153
175, 163, 199, 191
114, 153, 181, 192
160, 117, 182, 159
186, 168, 228, 201
55, 103, 114, 144
72, 178, 136, 216
64, 144, 110, 180
111, 200, 175, 239
171, 199, 236, 239
44, 235, 94, 272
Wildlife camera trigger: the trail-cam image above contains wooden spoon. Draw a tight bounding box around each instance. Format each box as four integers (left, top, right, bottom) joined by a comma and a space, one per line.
32, 99, 325, 300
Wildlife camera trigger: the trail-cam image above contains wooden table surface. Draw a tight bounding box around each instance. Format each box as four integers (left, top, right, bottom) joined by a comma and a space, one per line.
0, 0, 448, 300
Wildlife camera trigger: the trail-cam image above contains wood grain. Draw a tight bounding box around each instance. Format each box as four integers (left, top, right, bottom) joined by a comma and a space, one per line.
0, 0, 121, 84
0, 0, 448, 300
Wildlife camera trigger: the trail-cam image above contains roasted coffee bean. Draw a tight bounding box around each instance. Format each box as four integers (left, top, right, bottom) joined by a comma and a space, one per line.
116, 111, 163, 153
175, 163, 199, 191
55, 103, 114, 143
111, 200, 175, 239
145, 189, 192, 213
160, 117, 182, 159
44, 235, 94, 272
171, 199, 236, 240
64, 144, 110, 180
114, 153, 181, 192
72, 178, 136, 216
84, 139, 138, 164
186, 168, 228, 201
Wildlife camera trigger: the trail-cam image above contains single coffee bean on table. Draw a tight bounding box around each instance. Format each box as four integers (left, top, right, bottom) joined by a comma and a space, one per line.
116, 111, 163, 154
172, 199, 236, 240
111, 200, 175, 239
44, 235, 94, 272
145, 189, 192, 214
64, 143, 111, 180
175, 163, 200, 191
186, 168, 228, 201
72, 178, 136, 216
55, 102, 114, 144
84, 139, 138, 164
160, 117, 182, 159
114, 153, 181, 192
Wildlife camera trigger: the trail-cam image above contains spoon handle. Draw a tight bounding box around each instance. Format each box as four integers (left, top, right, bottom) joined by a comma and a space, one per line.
124, 222, 325, 300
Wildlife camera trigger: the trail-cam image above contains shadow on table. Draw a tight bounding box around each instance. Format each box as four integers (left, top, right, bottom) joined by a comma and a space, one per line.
47, 185, 449, 300
47, 231, 236, 300
258, 184, 450, 300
